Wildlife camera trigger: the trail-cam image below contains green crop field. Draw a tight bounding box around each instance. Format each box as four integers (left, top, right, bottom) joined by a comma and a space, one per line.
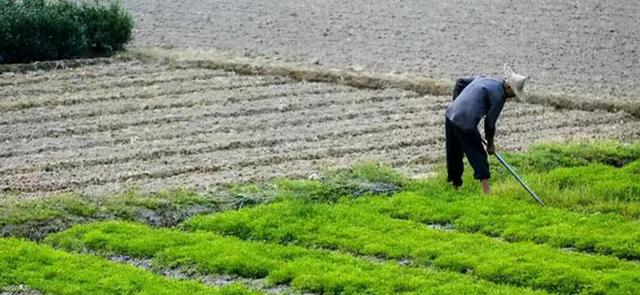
1, 141, 639, 294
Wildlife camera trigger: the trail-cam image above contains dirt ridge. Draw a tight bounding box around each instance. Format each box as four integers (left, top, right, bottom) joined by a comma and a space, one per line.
132, 48, 640, 118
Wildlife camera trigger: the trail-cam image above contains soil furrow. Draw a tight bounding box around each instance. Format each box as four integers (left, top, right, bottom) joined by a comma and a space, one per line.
107, 255, 306, 295
0, 100, 607, 166
0, 60, 147, 86
0, 89, 420, 142
1, 127, 442, 192
0, 144, 437, 200
0, 110, 441, 175
8, 109, 635, 197
0, 74, 286, 112
0, 68, 233, 98
0, 82, 346, 126
7, 144, 438, 199
89, 146, 437, 197
0, 64, 203, 93
0, 95, 436, 159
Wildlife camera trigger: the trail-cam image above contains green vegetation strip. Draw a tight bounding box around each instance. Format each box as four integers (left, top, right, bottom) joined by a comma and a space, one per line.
0, 190, 222, 240
0, 238, 253, 295
46, 221, 543, 295
491, 160, 640, 218
184, 200, 640, 294
498, 142, 640, 173
365, 190, 640, 260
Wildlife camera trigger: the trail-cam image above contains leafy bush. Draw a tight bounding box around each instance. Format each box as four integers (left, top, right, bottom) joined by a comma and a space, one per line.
0, 0, 133, 63
78, 1, 133, 54
0, 0, 87, 63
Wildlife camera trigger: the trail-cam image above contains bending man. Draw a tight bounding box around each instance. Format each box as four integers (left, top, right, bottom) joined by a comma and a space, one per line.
444, 65, 528, 194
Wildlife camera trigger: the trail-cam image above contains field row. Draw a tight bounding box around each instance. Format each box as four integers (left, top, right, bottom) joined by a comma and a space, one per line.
2, 142, 640, 293
1, 59, 639, 198
1, 223, 542, 295
1, 110, 628, 182
26, 190, 640, 295
183, 199, 640, 294
0, 60, 152, 87
4, 115, 635, 197
0, 67, 236, 98
0, 87, 413, 141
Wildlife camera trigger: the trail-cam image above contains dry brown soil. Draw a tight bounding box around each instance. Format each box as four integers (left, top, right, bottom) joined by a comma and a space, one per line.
121, 0, 640, 99
1, 60, 638, 199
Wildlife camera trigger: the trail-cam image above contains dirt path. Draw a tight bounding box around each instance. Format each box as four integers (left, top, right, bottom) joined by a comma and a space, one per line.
1, 59, 638, 199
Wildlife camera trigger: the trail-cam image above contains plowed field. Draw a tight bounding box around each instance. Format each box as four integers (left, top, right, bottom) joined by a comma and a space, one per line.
1, 59, 639, 199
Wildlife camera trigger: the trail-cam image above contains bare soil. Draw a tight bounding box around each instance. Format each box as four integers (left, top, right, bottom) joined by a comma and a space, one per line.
1, 60, 638, 199
121, 0, 640, 99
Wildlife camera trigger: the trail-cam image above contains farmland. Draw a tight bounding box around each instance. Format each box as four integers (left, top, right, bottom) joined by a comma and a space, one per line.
1, 53, 639, 294
1, 55, 638, 200
3, 149, 640, 294
2, 1, 640, 293
121, 0, 640, 99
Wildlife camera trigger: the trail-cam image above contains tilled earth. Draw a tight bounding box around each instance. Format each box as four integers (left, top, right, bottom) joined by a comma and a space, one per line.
1, 60, 639, 199
122, 0, 640, 99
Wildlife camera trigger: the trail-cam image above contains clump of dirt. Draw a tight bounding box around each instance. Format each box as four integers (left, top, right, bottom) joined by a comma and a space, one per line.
426, 223, 455, 232
0, 286, 42, 295
108, 255, 309, 295
0, 197, 219, 241
135, 204, 215, 227
352, 182, 401, 197
0, 217, 89, 241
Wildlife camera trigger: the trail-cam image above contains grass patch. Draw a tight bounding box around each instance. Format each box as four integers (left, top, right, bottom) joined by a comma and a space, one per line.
4, 141, 640, 293
0, 189, 219, 240
184, 199, 640, 294
0, 238, 254, 294
46, 221, 543, 295
492, 158, 640, 218
497, 141, 640, 174
0, 163, 404, 240
272, 162, 405, 202
361, 191, 640, 260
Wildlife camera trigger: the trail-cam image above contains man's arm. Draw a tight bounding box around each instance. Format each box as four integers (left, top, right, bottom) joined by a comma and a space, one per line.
452, 77, 475, 100
484, 87, 506, 148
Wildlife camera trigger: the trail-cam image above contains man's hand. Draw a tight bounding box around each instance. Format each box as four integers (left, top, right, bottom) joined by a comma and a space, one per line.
486, 141, 496, 155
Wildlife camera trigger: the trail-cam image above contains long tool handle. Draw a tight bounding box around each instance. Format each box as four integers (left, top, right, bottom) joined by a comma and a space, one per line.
482, 139, 545, 206
493, 152, 545, 206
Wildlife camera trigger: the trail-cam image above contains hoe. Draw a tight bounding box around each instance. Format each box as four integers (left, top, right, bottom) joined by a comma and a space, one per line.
484, 140, 545, 206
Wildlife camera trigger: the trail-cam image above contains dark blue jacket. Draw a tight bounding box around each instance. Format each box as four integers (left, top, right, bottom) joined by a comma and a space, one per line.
445, 76, 505, 143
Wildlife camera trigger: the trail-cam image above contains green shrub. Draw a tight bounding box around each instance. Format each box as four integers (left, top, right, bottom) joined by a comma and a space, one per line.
78, 1, 133, 54
0, 0, 133, 63
0, 0, 87, 63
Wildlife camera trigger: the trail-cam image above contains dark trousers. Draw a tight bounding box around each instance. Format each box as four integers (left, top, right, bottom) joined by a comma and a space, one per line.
445, 117, 490, 187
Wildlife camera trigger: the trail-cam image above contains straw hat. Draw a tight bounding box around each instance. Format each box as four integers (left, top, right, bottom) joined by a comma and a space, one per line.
504, 64, 529, 100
